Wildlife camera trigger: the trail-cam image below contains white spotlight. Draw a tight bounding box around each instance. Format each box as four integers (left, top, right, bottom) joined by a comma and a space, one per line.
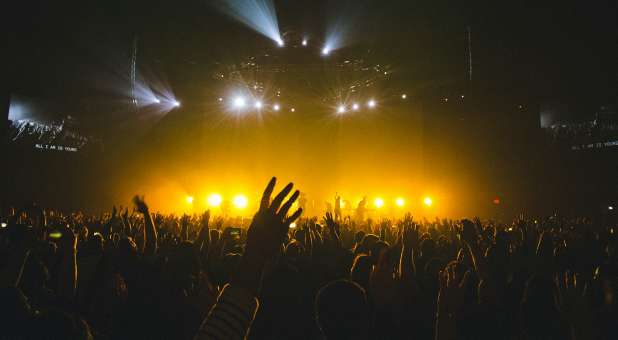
254, 101, 263, 109
302, 39, 308, 46
217, 97, 223, 102
322, 47, 330, 56
154, 98, 161, 104
233, 97, 246, 108
277, 39, 284, 47
401, 94, 407, 99
352, 103, 360, 111
290, 108, 296, 112
337, 105, 346, 114
273, 104, 280, 111
172, 101, 181, 107
368, 99, 376, 108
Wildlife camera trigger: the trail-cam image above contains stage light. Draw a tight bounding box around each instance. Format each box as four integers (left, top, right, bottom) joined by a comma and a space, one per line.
395, 197, 405, 207
610, 206, 615, 211
337, 105, 346, 114
290, 222, 297, 229
276, 38, 284, 47
218, 97, 223, 102
423, 196, 433, 207
154, 98, 161, 104
322, 47, 330, 56
290, 108, 296, 112
233, 195, 248, 209
273, 104, 280, 111
214, 0, 282, 47
374, 197, 384, 209
233, 96, 246, 108
352, 103, 360, 111
254, 101, 263, 109
173, 101, 181, 107
367, 99, 376, 108
401, 94, 407, 99
186, 196, 194, 204
207, 193, 223, 207
302, 39, 308, 46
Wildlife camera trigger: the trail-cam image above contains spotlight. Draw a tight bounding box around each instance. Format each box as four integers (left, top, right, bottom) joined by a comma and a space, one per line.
207, 193, 222, 207
233, 96, 246, 108
401, 94, 407, 99
217, 97, 223, 102
186, 196, 194, 204
337, 105, 346, 114
173, 101, 181, 107
290, 108, 296, 112
233, 195, 248, 209
423, 196, 433, 207
277, 39, 284, 47
273, 104, 280, 111
290, 222, 297, 229
154, 98, 161, 104
367, 99, 376, 108
322, 47, 330, 56
302, 39, 308, 46
254, 101, 263, 109
374, 197, 384, 209
395, 197, 405, 207
352, 103, 360, 111
610, 206, 615, 211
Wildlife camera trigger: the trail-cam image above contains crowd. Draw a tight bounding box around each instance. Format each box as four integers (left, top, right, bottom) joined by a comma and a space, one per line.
1, 177, 617, 339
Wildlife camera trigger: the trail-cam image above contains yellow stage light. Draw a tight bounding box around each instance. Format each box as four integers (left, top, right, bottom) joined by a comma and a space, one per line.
207, 193, 223, 207
290, 222, 297, 229
186, 196, 194, 204
395, 197, 405, 207
374, 197, 384, 208
233, 195, 248, 209
423, 196, 433, 207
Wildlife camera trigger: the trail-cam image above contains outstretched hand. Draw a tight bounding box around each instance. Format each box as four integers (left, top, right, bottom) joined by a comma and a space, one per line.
244, 177, 302, 263
233, 177, 302, 295
132, 195, 149, 215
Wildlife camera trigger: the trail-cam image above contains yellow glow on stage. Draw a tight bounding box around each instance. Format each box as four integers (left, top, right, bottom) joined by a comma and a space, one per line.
374, 197, 384, 208
290, 222, 297, 229
233, 194, 248, 209
395, 197, 405, 207
186, 196, 194, 204
423, 196, 433, 207
207, 193, 223, 207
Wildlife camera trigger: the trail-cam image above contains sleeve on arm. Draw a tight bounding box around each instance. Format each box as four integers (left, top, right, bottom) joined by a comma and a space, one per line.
194, 283, 259, 340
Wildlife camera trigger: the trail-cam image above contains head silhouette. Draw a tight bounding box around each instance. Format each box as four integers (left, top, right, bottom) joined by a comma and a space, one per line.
315, 279, 370, 340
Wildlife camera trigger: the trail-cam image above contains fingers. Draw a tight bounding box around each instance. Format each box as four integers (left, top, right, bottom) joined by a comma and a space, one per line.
269, 182, 294, 213
278, 190, 300, 218
260, 177, 277, 211
284, 208, 303, 225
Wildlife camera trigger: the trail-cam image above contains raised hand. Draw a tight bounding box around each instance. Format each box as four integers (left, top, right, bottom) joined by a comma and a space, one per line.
437, 264, 470, 318
132, 195, 157, 255
132, 195, 149, 214
402, 222, 420, 250
244, 177, 302, 262
233, 177, 302, 295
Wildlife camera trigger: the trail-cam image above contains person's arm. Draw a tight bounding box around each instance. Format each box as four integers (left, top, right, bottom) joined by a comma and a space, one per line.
196, 210, 211, 253
0, 244, 30, 288
56, 225, 77, 300
194, 177, 302, 340
323, 212, 341, 248
399, 222, 419, 281
133, 196, 158, 257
